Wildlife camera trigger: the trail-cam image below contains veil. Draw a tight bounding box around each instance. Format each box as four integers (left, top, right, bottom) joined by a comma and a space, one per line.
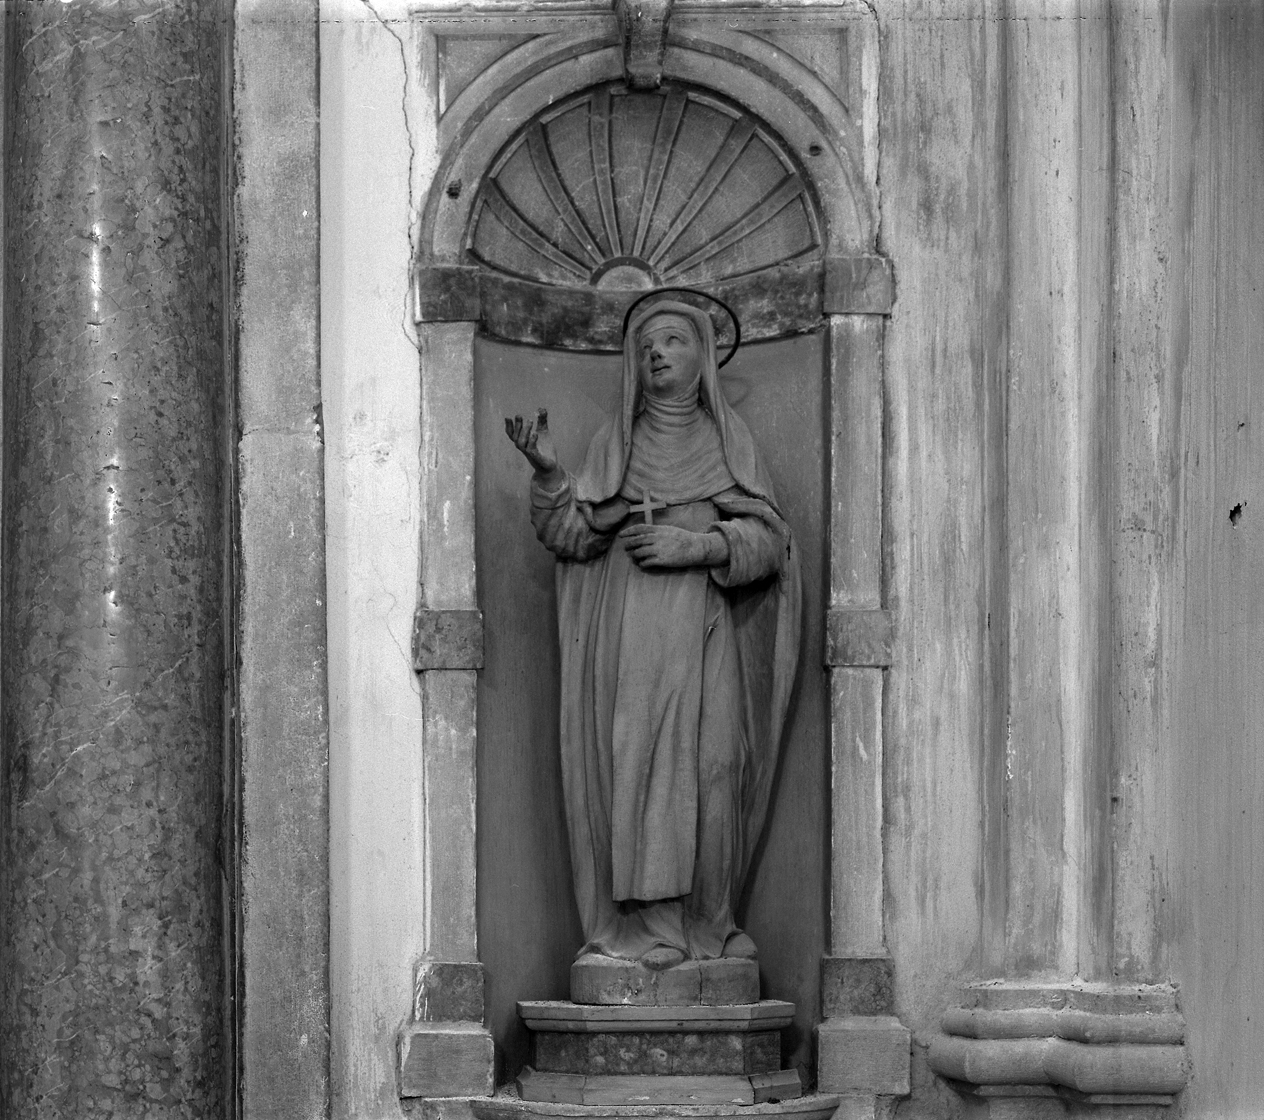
572, 299, 779, 510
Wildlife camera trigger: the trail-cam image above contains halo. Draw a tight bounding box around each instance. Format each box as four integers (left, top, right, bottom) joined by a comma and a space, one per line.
621, 288, 742, 368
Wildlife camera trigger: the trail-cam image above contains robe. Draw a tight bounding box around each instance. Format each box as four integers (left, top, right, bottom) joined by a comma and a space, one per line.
531, 386, 801, 961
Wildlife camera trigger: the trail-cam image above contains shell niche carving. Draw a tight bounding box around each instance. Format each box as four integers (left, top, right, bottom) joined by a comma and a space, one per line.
467, 82, 824, 294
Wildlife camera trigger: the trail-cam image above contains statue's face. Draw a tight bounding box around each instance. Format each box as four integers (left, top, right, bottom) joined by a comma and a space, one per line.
636, 314, 702, 399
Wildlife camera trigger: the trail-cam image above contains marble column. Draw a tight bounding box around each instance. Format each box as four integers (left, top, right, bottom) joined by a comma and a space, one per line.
1, 2, 225, 1117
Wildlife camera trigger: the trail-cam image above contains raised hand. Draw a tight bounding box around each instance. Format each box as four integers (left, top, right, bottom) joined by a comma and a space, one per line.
619, 524, 728, 569
505, 408, 561, 482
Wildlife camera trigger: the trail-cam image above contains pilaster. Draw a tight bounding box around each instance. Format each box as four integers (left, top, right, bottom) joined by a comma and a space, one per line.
234, 1, 332, 1116
817, 305, 909, 1106
399, 310, 495, 1100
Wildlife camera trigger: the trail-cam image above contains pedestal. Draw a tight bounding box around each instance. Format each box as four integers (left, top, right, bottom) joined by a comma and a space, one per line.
515, 956, 807, 1108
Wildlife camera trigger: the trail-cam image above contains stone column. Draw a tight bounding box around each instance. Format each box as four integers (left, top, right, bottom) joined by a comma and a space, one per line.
1, 3, 225, 1117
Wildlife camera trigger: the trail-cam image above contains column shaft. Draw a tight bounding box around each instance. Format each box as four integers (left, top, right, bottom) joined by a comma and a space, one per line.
1, 2, 226, 1116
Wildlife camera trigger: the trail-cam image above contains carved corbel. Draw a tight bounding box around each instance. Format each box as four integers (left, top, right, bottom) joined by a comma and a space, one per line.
613, 0, 673, 89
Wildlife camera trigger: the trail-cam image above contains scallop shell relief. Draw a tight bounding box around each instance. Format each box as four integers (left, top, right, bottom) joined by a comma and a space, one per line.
467, 83, 823, 294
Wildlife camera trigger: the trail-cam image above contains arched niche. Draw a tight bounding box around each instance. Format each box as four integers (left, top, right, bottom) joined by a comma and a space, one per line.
460, 76, 838, 1079
408, 11, 893, 1096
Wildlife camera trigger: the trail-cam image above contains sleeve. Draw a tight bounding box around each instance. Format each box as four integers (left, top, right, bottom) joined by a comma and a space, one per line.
705, 489, 792, 588
530, 473, 615, 562
707, 514, 785, 588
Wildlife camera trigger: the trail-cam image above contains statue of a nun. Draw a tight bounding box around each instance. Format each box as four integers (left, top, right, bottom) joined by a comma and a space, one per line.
505, 295, 801, 971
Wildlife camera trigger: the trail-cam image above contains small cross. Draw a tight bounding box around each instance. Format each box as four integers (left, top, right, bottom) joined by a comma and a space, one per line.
628, 489, 668, 525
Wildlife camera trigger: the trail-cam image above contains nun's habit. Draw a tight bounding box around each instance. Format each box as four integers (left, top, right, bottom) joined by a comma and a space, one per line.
530, 299, 802, 962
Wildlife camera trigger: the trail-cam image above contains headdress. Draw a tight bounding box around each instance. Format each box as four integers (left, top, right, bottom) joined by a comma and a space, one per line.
572, 293, 777, 508
620, 288, 741, 369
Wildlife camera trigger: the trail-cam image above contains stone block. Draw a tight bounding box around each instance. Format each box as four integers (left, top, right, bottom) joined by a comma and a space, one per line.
414, 961, 485, 1023
817, 1015, 910, 1096
570, 953, 758, 1006
517, 1069, 585, 1105
398, 1023, 494, 1098
532, 1029, 781, 1075
821, 956, 894, 1017
825, 610, 894, 668
750, 1069, 803, 1103
412, 609, 484, 671
414, 264, 482, 323
823, 255, 895, 315
699, 958, 761, 1005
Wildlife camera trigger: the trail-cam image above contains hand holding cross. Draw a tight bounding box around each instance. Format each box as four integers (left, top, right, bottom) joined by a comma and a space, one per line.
619, 489, 730, 570
628, 490, 668, 525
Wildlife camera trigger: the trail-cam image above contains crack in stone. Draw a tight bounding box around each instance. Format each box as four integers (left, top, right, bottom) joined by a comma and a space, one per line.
360, 0, 423, 357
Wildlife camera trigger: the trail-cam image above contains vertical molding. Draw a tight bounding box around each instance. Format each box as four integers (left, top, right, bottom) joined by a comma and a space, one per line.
875, 1, 1005, 1034
234, 1, 331, 1117
980, 6, 1012, 977
1002, 0, 1077, 976
1108, 0, 1174, 987
1000, 0, 1113, 979
1074, 0, 1115, 983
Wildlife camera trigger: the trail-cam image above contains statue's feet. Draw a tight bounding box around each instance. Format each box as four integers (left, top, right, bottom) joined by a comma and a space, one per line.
721, 932, 758, 960
641, 945, 686, 971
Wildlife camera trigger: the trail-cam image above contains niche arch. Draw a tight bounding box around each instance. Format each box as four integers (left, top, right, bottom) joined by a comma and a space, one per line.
419, 30, 875, 273
405, 9, 896, 1101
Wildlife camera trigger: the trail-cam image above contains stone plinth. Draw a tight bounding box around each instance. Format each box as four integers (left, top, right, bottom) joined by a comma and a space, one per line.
518, 1000, 802, 1106
816, 1016, 910, 1096
573, 954, 760, 1006
399, 960, 495, 1099
534, 1030, 781, 1076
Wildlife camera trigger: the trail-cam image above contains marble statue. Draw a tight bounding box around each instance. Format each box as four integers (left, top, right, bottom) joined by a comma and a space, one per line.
505, 295, 801, 972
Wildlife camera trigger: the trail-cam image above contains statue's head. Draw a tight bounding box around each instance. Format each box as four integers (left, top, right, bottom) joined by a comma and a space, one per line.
634, 311, 704, 401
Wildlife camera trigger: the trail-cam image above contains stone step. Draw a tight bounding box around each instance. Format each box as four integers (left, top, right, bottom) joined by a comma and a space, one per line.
517, 1068, 803, 1107
472, 1087, 841, 1120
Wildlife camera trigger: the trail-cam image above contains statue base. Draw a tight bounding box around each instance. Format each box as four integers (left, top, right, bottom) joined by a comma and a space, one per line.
516, 1001, 802, 1107
571, 954, 760, 1006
